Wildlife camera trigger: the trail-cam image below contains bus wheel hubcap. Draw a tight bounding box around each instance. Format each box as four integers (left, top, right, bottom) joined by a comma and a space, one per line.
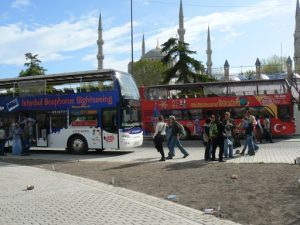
73, 139, 84, 151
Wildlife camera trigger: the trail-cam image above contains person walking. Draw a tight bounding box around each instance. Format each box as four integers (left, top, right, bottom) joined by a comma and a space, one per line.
244, 119, 255, 156
223, 112, 235, 158
0, 123, 7, 156
21, 120, 33, 156
255, 115, 264, 143
240, 116, 249, 156
12, 122, 23, 155
209, 115, 226, 162
153, 115, 167, 161
249, 113, 259, 152
166, 115, 189, 159
263, 115, 273, 143
203, 118, 211, 161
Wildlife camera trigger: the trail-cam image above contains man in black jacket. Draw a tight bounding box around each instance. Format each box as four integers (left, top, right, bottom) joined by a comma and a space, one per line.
211, 115, 226, 162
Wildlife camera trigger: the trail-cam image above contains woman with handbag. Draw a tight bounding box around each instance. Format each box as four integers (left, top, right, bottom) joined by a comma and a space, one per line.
153, 115, 167, 161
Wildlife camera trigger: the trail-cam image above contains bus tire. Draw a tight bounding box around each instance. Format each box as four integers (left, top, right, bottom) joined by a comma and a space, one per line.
67, 135, 88, 154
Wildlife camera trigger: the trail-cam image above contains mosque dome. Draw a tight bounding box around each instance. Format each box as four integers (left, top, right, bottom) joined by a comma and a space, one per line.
218, 75, 241, 81
142, 46, 165, 61
260, 74, 270, 80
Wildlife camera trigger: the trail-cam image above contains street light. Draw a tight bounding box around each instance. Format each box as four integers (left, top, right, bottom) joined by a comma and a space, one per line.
131, 0, 134, 75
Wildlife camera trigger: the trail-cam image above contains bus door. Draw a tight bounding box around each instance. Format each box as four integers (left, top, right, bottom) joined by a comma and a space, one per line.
35, 113, 48, 147
102, 108, 119, 149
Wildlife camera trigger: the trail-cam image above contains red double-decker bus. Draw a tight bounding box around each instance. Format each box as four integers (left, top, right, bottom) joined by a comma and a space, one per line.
140, 79, 295, 138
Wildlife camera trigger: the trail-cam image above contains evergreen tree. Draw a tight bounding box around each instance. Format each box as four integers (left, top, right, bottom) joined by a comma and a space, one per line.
161, 37, 210, 84
19, 53, 47, 77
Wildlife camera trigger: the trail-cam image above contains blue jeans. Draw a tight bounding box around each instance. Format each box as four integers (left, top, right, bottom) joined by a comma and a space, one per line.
224, 137, 233, 158
204, 141, 211, 160
0, 140, 5, 155
246, 135, 255, 155
168, 136, 188, 157
22, 139, 31, 154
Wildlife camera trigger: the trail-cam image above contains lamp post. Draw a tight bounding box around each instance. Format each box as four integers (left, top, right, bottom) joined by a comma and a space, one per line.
131, 0, 134, 75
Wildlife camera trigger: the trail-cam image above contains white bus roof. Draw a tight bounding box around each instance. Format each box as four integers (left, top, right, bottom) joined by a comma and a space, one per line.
0, 69, 124, 88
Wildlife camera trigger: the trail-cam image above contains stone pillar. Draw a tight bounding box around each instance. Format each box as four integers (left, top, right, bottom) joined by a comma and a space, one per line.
255, 58, 261, 80
224, 60, 230, 81
287, 56, 293, 82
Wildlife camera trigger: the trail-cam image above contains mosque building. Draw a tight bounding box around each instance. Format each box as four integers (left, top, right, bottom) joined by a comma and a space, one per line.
97, 0, 299, 79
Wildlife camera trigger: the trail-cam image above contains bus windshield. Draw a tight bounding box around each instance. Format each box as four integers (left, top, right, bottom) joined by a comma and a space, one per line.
116, 72, 140, 100
122, 106, 141, 128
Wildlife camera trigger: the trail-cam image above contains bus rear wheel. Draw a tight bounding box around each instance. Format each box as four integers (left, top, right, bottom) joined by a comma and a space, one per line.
68, 135, 88, 154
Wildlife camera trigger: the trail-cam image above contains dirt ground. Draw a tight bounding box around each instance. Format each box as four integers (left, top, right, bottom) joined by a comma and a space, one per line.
2, 158, 300, 225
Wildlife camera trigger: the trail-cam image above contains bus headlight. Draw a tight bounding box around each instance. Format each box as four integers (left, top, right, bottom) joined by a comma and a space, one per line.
122, 134, 131, 138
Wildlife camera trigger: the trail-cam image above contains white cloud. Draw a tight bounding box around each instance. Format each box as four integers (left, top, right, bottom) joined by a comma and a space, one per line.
224, 31, 245, 40
0, 0, 294, 74
11, 0, 31, 9
0, 14, 137, 67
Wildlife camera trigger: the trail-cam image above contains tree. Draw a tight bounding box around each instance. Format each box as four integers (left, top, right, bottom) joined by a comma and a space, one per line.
244, 70, 255, 80
19, 53, 47, 77
161, 37, 209, 84
261, 55, 287, 75
132, 60, 167, 87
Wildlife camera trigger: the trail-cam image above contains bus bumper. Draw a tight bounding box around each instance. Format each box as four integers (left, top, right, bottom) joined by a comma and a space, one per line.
119, 134, 143, 149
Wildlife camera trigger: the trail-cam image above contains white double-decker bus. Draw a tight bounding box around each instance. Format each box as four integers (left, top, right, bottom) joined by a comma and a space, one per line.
0, 69, 143, 154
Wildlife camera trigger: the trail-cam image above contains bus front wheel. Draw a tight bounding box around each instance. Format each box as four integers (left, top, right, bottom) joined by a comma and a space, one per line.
67, 135, 88, 154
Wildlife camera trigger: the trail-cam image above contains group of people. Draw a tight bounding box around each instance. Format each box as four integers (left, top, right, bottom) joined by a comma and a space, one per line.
0, 116, 35, 156
152, 110, 273, 162
152, 115, 189, 161
202, 112, 234, 162
204, 110, 274, 160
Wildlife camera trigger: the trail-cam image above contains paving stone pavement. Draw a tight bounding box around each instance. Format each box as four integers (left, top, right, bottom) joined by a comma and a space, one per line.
0, 162, 240, 225
1, 137, 300, 224
9, 138, 300, 164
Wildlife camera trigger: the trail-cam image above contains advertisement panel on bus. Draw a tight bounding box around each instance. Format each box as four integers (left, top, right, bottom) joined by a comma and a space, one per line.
0, 91, 119, 113
141, 94, 295, 137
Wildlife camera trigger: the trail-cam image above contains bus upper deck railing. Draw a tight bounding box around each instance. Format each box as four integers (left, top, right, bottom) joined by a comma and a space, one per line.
142, 78, 289, 100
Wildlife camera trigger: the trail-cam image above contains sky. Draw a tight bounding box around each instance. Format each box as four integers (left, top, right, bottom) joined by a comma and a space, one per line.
0, 0, 297, 79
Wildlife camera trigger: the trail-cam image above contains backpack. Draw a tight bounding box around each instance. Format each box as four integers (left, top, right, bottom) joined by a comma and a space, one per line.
209, 122, 218, 139
0, 128, 6, 140
203, 131, 209, 142
176, 121, 186, 137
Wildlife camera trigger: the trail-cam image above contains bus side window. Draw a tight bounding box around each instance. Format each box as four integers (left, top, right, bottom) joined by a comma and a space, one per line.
278, 106, 290, 122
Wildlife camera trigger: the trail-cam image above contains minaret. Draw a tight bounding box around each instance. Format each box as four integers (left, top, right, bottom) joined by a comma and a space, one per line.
97, 13, 104, 70
255, 58, 261, 80
206, 26, 212, 77
287, 56, 293, 81
177, 0, 185, 42
294, 0, 300, 73
224, 60, 230, 81
142, 34, 145, 58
